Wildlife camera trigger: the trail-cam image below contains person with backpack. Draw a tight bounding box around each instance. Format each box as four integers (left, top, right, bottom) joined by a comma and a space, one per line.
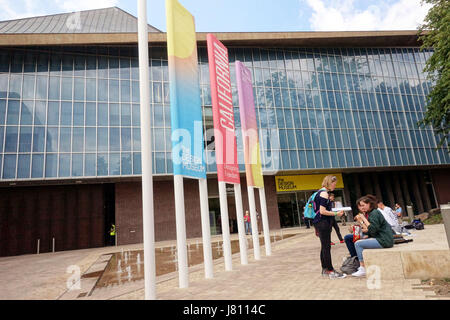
307, 175, 346, 279
349, 195, 394, 277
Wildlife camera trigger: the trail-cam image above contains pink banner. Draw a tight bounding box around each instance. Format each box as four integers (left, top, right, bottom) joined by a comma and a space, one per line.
207, 34, 240, 184
235, 61, 264, 188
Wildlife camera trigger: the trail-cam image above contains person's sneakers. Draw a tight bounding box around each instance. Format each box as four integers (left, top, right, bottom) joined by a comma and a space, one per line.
323, 269, 346, 279
351, 266, 366, 277
340, 240, 344, 243
331, 242, 335, 245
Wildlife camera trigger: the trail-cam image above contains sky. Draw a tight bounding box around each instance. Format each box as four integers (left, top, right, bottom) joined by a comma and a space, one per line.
0, 0, 433, 32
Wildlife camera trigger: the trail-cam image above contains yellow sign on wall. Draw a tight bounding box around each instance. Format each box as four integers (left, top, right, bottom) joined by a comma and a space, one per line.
275, 174, 344, 192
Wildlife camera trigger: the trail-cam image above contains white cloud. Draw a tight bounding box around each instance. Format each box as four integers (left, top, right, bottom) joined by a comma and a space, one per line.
303, 0, 433, 31
0, 0, 119, 21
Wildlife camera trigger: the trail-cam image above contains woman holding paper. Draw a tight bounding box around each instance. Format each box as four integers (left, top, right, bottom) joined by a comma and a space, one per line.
312, 175, 346, 279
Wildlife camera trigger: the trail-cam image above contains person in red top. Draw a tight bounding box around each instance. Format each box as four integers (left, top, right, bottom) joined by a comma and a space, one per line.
244, 210, 251, 235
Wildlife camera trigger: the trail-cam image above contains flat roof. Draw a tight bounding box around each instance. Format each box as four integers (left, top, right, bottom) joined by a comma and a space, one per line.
0, 30, 424, 47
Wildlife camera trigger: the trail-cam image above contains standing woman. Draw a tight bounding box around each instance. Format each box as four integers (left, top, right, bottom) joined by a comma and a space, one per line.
313, 175, 346, 279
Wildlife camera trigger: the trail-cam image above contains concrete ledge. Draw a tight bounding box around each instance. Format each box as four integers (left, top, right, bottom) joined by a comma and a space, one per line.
363, 224, 450, 280
365, 249, 450, 280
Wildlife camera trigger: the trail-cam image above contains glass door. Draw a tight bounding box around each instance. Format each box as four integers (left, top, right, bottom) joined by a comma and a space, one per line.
277, 193, 300, 228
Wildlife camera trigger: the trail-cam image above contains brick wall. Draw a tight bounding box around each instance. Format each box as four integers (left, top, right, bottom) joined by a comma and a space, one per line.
115, 176, 281, 245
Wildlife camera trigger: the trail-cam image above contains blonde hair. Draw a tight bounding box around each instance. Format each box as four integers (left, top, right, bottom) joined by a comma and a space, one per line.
322, 175, 337, 190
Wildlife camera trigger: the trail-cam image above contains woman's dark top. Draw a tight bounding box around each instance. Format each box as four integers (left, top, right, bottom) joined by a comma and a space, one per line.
313, 189, 332, 224
367, 209, 394, 248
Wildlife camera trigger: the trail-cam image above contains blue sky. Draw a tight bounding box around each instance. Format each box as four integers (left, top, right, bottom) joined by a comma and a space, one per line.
0, 0, 432, 32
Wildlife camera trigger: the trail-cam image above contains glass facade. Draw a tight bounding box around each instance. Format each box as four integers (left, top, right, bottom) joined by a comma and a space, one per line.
0, 45, 449, 180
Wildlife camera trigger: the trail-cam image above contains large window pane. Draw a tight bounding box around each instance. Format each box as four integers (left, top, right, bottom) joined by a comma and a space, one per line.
46, 127, 58, 152
121, 153, 132, 175
110, 153, 120, 175
109, 103, 120, 126
86, 78, 96, 101
17, 154, 30, 178
7, 100, 20, 124
34, 101, 46, 125
48, 77, 60, 100
19, 126, 32, 152
5, 126, 18, 152
73, 102, 84, 126
72, 154, 83, 177
97, 102, 109, 126
133, 152, 141, 174
85, 154, 96, 176
61, 77, 73, 100
86, 102, 96, 126
60, 102, 72, 126
109, 127, 120, 151
8, 74, 21, 99
3, 154, 16, 179
31, 154, 44, 178
85, 127, 96, 152
72, 127, 84, 152
22, 75, 35, 99
98, 127, 108, 152
74, 77, 85, 101
132, 104, 140, 126
59, 154, 70, 177
121, 81, 130, 102
45, 154, 57, 177
109, 80, 119, 102
98, 79, 108, 102
121, 127, 131, 151
20, 101, 33, 125
97, 153, 108, 176
47, 102, 59, 125
59, 127, 71, 152
33, 126, 45, 152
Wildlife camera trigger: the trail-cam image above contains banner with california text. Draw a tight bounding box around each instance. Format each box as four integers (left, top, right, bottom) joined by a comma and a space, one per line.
165, 0, 206, 179
206, 34, 240, 185
235, 61, 264, 188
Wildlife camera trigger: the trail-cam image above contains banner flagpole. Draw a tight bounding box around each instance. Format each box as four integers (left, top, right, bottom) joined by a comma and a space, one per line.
259, 187, 271, 256
137, 0, 156, 300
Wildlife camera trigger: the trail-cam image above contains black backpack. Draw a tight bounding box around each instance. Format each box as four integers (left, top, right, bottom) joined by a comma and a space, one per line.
413, 219, 424, 230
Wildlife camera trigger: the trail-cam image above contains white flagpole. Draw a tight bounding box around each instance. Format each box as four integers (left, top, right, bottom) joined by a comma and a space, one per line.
218, 181, 233, 271
259, 187, 271, 256
137, 0, 156, 300
174, 175, 189, 288
234, 183, 248, 265
247, 186, 261, 260
199, 178, 214, 278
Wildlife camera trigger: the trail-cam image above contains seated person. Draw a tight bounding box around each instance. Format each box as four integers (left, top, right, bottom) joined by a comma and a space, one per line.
378, 201, 411, 236
344, 195, 394, 277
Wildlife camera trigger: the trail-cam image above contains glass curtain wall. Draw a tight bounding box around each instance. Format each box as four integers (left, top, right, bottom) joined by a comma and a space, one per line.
1, 45, 449, 181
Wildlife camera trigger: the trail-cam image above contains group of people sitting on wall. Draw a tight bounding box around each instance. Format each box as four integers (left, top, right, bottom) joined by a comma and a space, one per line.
309, 175, 410, 279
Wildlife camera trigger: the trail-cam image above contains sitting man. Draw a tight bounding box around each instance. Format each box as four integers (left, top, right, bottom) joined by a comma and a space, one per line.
377, 201, 410, 236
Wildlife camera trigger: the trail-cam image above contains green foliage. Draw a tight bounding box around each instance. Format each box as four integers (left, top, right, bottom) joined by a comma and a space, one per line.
418, 0, 450, 150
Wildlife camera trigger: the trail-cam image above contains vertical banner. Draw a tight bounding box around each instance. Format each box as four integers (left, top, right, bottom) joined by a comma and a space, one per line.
166, 0, 205, 179
206, 34, 240, 185
235, 61, 264, 188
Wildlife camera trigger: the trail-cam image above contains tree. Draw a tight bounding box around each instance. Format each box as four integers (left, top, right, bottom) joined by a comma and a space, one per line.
418, 0, 450, 150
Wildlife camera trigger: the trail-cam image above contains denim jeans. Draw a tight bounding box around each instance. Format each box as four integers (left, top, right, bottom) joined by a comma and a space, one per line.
344, 234, 357, 258
354, 238, 382, 262
245, 221, 251, 234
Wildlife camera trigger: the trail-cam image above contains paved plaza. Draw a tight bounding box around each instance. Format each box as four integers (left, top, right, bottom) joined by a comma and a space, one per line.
0, 224, 448, 300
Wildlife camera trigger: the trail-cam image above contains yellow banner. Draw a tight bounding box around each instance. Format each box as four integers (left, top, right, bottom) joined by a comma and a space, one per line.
275, 174, 344, 192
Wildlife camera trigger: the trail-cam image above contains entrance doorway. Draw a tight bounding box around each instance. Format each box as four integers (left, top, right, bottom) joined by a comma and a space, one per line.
277, 189, 345, 228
